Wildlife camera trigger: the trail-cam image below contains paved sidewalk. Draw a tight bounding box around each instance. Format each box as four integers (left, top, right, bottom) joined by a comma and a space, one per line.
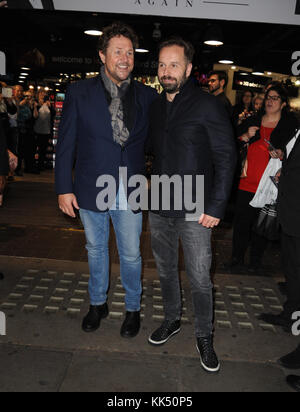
0, 172, 298, 393
0, 256, 299, 393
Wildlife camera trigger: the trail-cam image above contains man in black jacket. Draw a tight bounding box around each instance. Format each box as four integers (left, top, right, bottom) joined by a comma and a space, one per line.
147, 37, 236, 373
208, 70, 233, 118
258, 128, 300, 391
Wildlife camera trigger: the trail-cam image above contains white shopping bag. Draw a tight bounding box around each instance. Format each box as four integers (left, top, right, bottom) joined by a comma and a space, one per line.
250, 158, 282, 208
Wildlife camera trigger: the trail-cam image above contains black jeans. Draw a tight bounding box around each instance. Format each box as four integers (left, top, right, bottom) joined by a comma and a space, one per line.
232, 189, 268, 267
149, 212, 213, 338
282, 232, 300, 317
16, 132, 37, 172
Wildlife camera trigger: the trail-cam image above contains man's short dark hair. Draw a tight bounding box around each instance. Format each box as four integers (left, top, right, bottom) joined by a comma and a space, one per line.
158, 37, 195, 63
98, 22, 139, 54
208, 71, 228, 88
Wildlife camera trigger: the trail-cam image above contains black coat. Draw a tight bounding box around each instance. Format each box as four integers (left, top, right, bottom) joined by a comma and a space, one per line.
0, 119, 9, 176
237, 110, 299, 151
278, 131, 300, 238
147, 79, 237, 219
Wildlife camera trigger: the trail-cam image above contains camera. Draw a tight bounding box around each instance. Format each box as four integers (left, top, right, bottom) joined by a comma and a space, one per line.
44, 95, 50, 102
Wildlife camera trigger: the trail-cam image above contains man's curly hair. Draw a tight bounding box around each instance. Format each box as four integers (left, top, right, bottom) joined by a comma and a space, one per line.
98, 22, 139, 54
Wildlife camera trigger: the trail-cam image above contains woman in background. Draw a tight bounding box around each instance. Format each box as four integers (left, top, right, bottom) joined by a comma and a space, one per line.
228, 85, 299, 274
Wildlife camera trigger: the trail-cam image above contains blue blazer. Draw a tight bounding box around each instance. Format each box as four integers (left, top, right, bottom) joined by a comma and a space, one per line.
55, 76, 157, 212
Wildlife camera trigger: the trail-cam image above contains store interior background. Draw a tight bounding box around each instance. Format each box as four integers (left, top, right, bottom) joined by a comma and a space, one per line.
1, 8, 300, 167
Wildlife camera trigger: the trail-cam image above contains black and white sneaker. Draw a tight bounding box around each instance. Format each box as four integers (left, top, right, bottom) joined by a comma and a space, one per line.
196, 336, 220, 373
148, 320, 181, 346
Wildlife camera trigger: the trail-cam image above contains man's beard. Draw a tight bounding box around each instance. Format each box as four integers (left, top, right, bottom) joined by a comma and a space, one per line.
160, 73, 188, 94
209, 84, 221, 94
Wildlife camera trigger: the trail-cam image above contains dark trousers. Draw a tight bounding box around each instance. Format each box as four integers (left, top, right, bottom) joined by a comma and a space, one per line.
17, 132, 37, 172
36, 133, 50, 170
7, 127, 18, 155
282, 232, 300, 317
149, 212, 213, 338
232, 189, 268, 266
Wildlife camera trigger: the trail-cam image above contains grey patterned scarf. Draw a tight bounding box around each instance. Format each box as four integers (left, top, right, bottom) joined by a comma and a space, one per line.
101, 65, 131, 146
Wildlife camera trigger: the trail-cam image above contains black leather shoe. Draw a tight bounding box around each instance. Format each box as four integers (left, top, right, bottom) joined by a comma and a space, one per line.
286, 375, 300, 392
278, 345, 300, 369
120, 311, 140, 338
148, 320, 181, 346
197, 336, 220, 373
82, 303, 108, 333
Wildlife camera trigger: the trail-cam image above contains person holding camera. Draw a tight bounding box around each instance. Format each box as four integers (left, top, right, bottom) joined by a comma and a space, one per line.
16, 90, 37, 175
33, 91, 55, 172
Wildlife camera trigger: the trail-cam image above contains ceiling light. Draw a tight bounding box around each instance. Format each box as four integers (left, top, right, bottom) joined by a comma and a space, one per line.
219, 59, 234, 65
295, 80, 300, 86
266, 72, 272, 75
18, 80, 24, 83
19, 76, 26, 79
84, 30, 103, 36
20, 73, 29, 76
136, 48, 149, 53
252, 64, 265, 76
231, 66, 237, 70
21, 67, 30, 70
204, 25, 224, 47
218, 46, 234, 65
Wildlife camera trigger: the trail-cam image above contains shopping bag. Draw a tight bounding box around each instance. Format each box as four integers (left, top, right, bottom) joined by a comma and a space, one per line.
250, 158, 282, 208
253, 203, 280, 241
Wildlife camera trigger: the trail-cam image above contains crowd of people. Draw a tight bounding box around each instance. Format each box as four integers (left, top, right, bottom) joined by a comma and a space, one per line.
0, 82, 55, 206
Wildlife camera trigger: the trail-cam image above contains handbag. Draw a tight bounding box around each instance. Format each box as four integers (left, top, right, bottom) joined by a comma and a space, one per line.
253, 202, 280, 241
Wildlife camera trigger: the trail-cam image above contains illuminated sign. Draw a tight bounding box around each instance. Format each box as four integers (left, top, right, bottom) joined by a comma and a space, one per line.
5, 0, 300, 26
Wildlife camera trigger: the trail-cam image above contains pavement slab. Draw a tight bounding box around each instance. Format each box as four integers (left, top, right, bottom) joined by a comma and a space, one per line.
0, 344, 72, 392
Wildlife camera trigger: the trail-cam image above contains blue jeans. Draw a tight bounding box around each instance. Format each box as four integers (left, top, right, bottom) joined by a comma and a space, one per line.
149, 212, 213, 337
79, 187, 143, 311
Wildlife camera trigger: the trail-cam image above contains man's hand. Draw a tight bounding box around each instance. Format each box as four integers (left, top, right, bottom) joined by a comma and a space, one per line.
0, 1, 8, 8
269, 149, 284, 160
199, 214, 220, 229
247, 126, 260, 139
58, 194, 80, 218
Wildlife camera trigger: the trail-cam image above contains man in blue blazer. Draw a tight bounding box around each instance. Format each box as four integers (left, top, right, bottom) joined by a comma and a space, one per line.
55, 22, 156, 339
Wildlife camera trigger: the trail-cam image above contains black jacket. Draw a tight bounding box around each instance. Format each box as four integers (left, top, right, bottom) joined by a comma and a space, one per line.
0, 119, 9, 176
147, 79, 237, 219
216, 92, 233, 119
278, 130, 300, 238
237, 110, 299, 151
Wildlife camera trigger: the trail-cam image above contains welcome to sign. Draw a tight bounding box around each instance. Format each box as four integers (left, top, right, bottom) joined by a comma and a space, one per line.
5, 0, 300, 25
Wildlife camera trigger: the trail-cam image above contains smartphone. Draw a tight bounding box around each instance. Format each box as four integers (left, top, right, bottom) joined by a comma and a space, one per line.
264, 138, 276, 152
2, 87, 13, 98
